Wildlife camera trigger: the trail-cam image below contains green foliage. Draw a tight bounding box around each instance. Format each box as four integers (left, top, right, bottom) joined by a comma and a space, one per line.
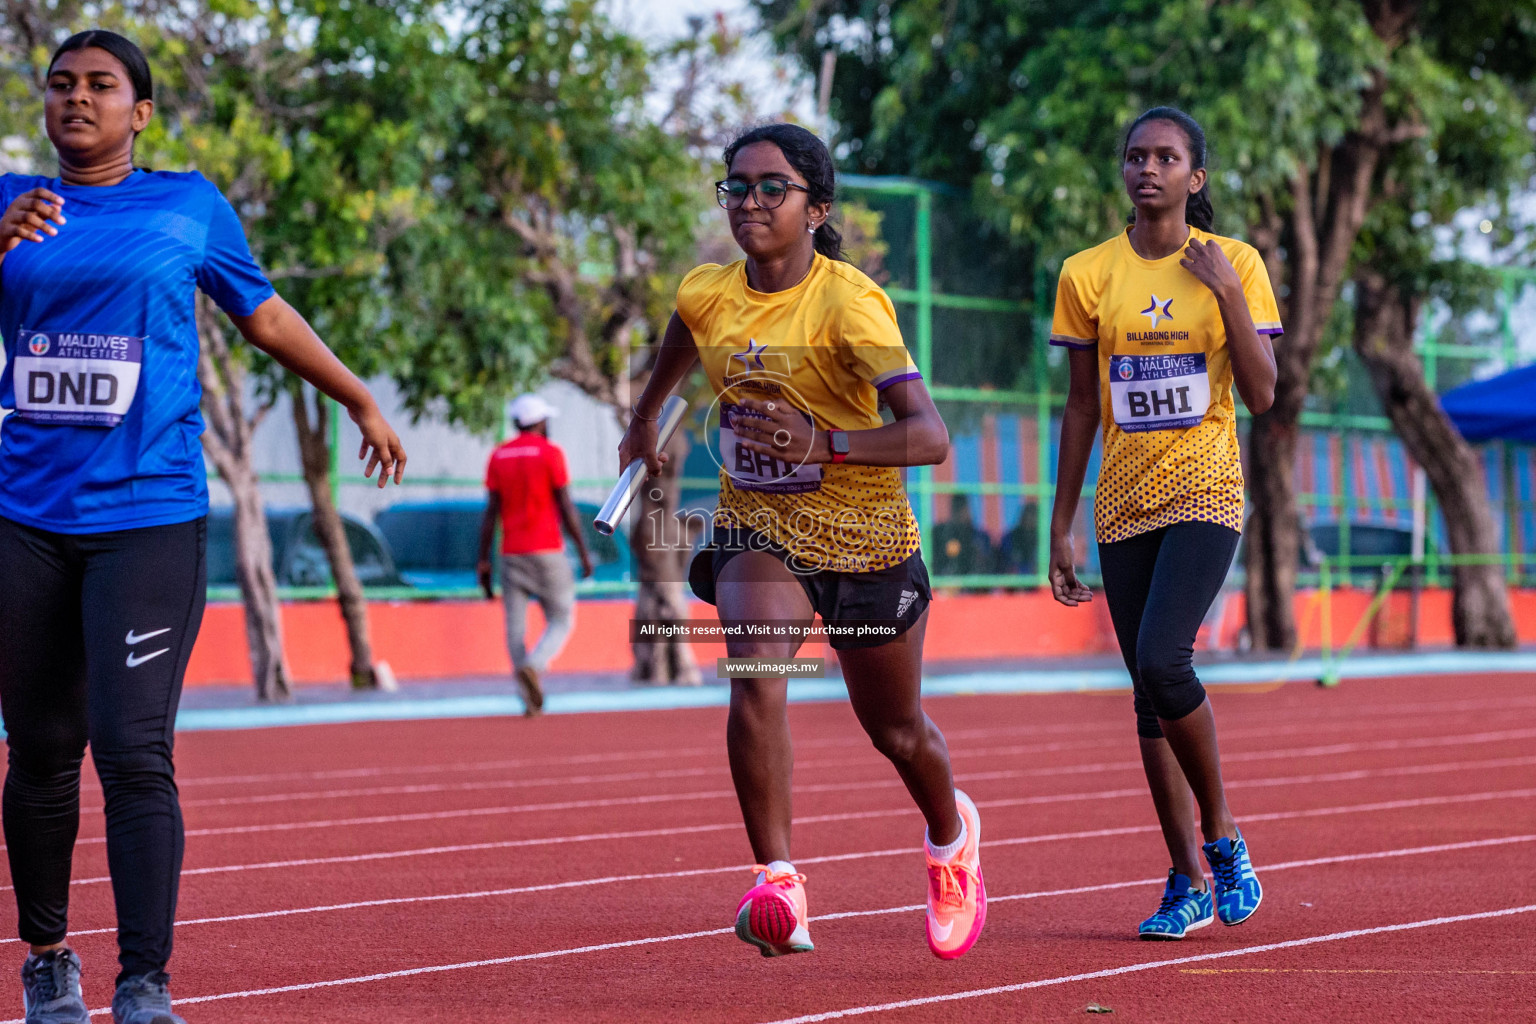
759, 0, 1536, 281
757, 0, 1037, 183
2, 0, 706, 435
364, 0, 704, 429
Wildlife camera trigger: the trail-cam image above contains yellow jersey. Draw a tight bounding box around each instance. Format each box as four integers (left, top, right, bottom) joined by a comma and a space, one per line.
676, 253, 924, 572
1049, 226, 1283, 543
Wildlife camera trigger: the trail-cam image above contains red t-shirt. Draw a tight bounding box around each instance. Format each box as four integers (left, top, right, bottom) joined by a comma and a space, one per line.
485, 432, 570, 555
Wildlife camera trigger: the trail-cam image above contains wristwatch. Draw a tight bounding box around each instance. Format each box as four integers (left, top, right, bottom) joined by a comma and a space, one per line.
828, 429, 850, 464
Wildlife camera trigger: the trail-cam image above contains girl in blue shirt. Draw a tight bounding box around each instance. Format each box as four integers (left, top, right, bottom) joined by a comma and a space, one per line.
0, 31, 406, 1024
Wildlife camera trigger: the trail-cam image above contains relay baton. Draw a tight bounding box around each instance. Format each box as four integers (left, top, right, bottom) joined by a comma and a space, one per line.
593, 395, 689, 536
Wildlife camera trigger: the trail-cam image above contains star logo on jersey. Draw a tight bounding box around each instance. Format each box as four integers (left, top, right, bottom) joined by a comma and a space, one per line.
27, 333, 49, 356
730, 339, 768, 371
1140, 295, 1174, 329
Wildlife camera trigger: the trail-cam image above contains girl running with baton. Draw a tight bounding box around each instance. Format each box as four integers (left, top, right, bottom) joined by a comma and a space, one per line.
619, 124, 984, 961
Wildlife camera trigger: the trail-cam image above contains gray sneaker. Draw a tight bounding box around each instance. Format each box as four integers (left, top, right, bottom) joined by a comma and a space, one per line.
111, 973, 185, 1024
20, 948, 89, 1024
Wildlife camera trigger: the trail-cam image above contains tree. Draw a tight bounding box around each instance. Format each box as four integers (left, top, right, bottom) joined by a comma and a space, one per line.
249, 0, 444, 690
141, 2, 431, 697
299, 0, 718, 685
757, 0, 1536, 649
1342, 2, 1536, 644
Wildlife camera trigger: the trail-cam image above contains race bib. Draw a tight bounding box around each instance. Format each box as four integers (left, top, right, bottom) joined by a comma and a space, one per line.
1109, 353, 1210, 433
719, 401, 824, 494
13, 330, 143, 427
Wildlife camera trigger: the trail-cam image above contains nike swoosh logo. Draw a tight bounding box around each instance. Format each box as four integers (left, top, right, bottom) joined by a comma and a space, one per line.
930, 918, 954, 942
125, 648, 169, 669
125, 628, 171, 645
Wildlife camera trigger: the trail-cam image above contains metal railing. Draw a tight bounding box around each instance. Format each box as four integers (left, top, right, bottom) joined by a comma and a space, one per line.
1315, 553, 1536, 685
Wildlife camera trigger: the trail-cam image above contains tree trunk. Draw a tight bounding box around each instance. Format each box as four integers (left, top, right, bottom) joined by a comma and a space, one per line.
195, 296, 291, 702
1351, 272, 1516, 648
1244, 66, 1398, 650
631, 429, 702, 686
224, 459, 291, 701
291, 385, 378, 688
1244, 409, 1304, 651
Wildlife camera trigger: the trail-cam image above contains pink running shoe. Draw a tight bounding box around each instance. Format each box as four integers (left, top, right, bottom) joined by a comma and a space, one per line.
734, 864, 814, 957
926, 789, 986, 959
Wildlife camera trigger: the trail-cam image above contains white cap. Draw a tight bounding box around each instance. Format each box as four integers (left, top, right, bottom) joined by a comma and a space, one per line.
508, 393, 559, 428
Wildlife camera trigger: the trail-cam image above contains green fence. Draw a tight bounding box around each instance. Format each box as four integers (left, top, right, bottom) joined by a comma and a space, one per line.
240, 175, 1535, 601
833, 176, 1536, 592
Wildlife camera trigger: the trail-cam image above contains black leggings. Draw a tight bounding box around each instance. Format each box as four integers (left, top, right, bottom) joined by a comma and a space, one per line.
0, 514, 206, 984
1098, 521, 1240, 740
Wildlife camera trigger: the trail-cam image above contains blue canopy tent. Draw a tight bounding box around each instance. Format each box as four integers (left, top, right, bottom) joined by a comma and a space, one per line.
1440, 363, 1536, 443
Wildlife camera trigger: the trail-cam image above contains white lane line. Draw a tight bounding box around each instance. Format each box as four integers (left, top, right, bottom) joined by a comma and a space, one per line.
33, 776, 1535, 896
123, 734, 1132, 812
49, 804, 918, 852
68, 724, 1536, 824
46, 748, 1536, 856
173, 744, 723, 787
0, 922, 743, 1022
757, 905, 1536, 1023
810, 834, 1536, 922
11, 841, 1532, 1019
25, 810, 1534, 952
130, 692, 1536, 794
154, 718, 1122, 791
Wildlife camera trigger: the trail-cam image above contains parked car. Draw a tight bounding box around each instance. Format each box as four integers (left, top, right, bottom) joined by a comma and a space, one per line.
373, 499, 631, 591
1304, 520, 1433, 582
206, 507, 405, 589
1229, 520, 1432, 586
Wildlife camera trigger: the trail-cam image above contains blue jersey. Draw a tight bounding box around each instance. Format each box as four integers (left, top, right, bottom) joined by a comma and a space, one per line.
0, 169, 274, 533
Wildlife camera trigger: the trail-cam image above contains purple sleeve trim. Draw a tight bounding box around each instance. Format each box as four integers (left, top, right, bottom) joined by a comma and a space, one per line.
875, 370, 924, 391
1049, 337, 1096, 350
1257, 327, 1285, 336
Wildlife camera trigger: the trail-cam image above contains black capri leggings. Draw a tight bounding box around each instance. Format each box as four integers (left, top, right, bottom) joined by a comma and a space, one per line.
1097, 520, 1240, 739
0, 514, 206, 984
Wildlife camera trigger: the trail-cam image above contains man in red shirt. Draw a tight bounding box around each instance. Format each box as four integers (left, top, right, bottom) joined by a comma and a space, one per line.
477, 394, 593, 716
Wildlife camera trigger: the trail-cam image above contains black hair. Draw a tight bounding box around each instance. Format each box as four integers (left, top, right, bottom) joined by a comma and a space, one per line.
1122, 106, 1213, 232
723, 123, 844, 261
48, 30, 153, 104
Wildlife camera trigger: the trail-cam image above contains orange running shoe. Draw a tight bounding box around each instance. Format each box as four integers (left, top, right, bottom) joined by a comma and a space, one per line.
926, 789, 986, 959
734, 864, 814, 958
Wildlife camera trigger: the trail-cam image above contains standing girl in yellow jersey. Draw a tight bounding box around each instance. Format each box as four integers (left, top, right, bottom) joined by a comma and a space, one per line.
619, 124, 985, 961
1049, 108, 1281, 940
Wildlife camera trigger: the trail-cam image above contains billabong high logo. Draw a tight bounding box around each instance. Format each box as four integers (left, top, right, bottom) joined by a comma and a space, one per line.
730, 339, 768, 372
27, 333, 49, 356
1140, 295, 1174, 329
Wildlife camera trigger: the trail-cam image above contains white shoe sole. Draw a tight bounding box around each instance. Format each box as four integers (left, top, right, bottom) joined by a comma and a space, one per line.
1140, 912, 1214, 941
734, 900, 814, 958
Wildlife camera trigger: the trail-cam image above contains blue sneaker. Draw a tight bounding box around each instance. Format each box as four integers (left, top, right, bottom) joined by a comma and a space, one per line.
111, 972, 186, 1024
1138, 870, 1214, 940
20, 948, 89, 1023
1203, 830, 1263, 925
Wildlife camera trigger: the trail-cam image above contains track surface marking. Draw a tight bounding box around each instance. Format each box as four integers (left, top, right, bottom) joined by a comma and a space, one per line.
0, 672, 1530, 1022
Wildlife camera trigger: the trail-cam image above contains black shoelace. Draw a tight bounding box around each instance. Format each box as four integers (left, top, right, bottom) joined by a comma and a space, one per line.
26, 955, 67, 1002
1156, 888, 1195, 915
1210, 847, 1242, 893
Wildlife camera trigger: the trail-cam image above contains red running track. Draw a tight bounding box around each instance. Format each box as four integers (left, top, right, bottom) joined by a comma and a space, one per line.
2, 673, 1535, 1023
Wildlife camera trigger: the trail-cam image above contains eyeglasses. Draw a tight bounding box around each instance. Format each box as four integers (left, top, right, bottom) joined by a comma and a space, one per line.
715, 178, 811, 211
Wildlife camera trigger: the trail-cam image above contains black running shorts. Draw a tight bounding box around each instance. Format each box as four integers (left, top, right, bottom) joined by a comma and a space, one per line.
688, 527, 932, 650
